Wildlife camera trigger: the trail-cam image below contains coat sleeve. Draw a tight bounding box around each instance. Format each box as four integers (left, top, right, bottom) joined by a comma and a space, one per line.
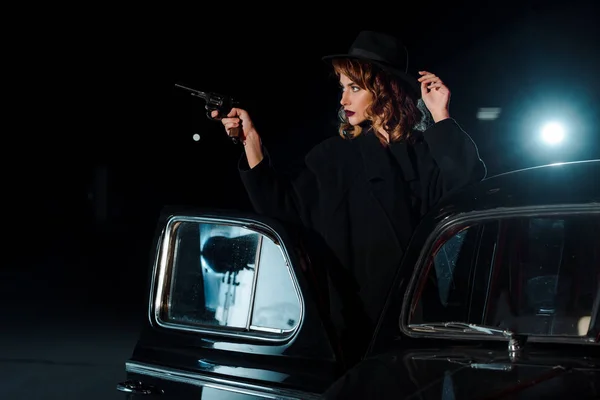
391, 118, 487, 216
237, 145, 320, 230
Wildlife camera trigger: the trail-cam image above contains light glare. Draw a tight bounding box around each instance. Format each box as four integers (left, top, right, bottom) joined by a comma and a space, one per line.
541, 122, 564, 144
477, 107, 501, 120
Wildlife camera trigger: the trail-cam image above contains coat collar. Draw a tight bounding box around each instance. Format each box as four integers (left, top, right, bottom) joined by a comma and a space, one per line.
356, 129, 416, 183
356, 130, 393, 182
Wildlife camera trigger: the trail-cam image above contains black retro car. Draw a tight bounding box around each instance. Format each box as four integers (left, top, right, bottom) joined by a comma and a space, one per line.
117, 159, 600, 399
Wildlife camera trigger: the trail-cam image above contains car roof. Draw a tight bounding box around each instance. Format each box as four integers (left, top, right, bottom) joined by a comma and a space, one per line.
431, 159, 600, 218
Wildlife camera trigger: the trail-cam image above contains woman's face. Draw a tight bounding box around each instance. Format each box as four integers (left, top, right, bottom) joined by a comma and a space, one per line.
339, 73, 373, 126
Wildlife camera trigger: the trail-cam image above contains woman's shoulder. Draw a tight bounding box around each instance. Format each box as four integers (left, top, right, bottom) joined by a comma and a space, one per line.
302, 134, 363, 187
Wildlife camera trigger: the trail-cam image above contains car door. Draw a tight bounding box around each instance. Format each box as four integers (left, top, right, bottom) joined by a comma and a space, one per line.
117, 207, 343, 399
368, 161, 600, 354
401, 204, 600, 341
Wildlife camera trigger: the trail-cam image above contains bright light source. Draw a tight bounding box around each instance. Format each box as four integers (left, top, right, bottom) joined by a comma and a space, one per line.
541, 122, 564, 144
193, 133, 201, 141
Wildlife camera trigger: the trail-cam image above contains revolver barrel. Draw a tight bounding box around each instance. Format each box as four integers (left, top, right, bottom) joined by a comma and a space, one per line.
174, 83, 209, 100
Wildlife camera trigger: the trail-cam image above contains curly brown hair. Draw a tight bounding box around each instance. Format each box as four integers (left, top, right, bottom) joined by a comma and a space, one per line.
332, 58, 423, 145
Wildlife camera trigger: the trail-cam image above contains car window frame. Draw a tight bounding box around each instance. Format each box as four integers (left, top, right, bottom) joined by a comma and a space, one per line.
148, 214, 305, 343
399, 203, 600, 345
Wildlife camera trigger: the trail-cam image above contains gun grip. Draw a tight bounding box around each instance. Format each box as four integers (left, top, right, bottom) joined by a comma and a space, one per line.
227, 126, 242, 143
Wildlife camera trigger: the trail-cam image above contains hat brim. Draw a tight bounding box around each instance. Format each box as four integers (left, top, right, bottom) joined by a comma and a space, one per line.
322, 54, 421, 99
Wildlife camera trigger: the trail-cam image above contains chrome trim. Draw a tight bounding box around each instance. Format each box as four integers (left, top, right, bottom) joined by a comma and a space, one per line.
116, 380, 164, 395
273, 243, 303, 335
508, 335, 524, 362
167, 222, 183, 317
148, 215, 305, 343
485, 158, 600, 180
125, 360, 320, 399
250, 325, 283, 334
400, 203, 600, 342
246, 234, 264, 330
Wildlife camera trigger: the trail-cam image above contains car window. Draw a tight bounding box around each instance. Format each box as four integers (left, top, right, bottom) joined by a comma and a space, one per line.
432, 229, 468, 308
410, 213, 600, 337
154, 218, 302, 337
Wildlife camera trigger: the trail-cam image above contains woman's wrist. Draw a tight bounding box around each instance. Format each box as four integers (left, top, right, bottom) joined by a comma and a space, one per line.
431, 110, 450, 123
243, 129, 263, 168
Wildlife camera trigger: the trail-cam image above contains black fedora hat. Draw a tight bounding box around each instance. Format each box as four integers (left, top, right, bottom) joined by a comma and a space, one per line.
322, 30, 420, 97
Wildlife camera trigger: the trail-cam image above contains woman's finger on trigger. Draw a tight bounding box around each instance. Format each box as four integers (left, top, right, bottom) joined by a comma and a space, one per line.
227, 108, 241, 118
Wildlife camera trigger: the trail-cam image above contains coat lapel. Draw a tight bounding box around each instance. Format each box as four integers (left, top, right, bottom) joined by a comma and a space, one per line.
356, 131, 393, 183
355, 131, 417, 250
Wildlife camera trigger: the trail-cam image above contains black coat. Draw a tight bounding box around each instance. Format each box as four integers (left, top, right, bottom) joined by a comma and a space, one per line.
238, 118, 486, 361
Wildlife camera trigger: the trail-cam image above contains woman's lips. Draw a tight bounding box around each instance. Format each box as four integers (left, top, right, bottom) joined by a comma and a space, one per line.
345, 111, 355, 117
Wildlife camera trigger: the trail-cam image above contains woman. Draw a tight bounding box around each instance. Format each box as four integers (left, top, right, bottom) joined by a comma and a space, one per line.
212, 30, 486, 365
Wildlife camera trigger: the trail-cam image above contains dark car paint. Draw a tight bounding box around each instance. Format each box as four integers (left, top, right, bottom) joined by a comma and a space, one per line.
119, 160, 600, 398
121, 209, 343, 399
322, 345, 600, 399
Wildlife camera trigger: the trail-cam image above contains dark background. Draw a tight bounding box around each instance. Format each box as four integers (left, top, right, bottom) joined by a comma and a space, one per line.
3, 1, 599, 398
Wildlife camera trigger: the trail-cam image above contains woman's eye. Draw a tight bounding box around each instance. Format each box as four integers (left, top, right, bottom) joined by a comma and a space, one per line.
340, 85, 361, 93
